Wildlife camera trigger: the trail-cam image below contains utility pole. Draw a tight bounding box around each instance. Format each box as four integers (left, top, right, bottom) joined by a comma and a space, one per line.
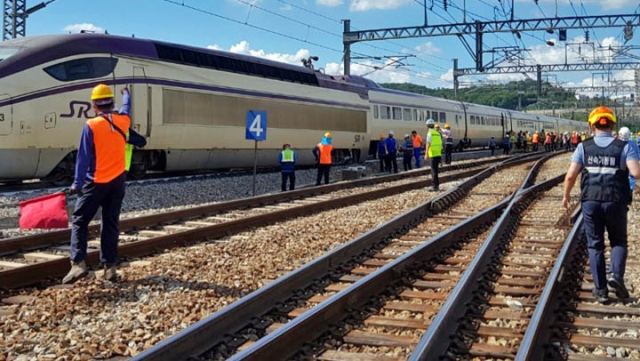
3, 0, 54, 41
343, 19, 350, 76
453, 58, 459, 99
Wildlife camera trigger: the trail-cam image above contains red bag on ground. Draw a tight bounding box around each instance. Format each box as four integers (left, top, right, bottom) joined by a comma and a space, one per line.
19, 192, 69, 229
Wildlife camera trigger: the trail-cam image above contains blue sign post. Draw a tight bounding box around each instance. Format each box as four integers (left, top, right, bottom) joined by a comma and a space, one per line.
246, 110, 267, 196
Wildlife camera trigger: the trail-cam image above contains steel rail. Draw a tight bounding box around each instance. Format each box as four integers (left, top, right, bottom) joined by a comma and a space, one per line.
2, 158, 531, 289
518, 151, 566, 192
408, 173, 566, 360
515, 213, 584, 361
0, 157, 505, 256
133, 155, 536, 361
219, 156, 545, 361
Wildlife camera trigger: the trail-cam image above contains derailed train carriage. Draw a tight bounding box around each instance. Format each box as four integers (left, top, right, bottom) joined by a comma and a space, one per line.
0, 34, 589, 183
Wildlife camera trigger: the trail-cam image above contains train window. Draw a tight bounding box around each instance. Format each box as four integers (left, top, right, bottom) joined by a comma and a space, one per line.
418, 110, 423, 121
470, 116, 475, 125
413, 109, 418, 122
373, 105, 379, 119
43, 57, 119, 82
432, 112, 438, 122
403, 108, 412, 121
380, 106, 390, 119
154, 43, 319, 86
440, 112, 446, 123
481, 117, 485, 125
426, 110, 431, 120
393, 107, 402, 120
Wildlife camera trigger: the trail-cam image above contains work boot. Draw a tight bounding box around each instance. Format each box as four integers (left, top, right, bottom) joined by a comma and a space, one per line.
104, 264, 117, 282
62, 261, 88, 284
592, 288, 610, 304
608, 276, 630, 299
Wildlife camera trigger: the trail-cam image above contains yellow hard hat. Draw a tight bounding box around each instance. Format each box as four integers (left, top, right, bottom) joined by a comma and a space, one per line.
380, 134, 385, 140
91, 84, 114, 101
324, 132, 332, 138
434, 124, 440, 129
444, 124, 450, 129
588, 106, 616, 126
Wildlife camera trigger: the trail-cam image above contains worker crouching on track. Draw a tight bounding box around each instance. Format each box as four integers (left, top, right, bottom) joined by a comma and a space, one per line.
443, 124, 453, 164
401, 134, 414, 171
377, 135, 387, 173
425, 119, 442, 191
313, 132, 334, 186
279, 144, 297, 191
563, 106, 640, 304
63, 85, 146, 284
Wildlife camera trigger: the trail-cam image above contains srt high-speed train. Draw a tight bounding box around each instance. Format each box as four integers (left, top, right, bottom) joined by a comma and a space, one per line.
0, 34, 589, 183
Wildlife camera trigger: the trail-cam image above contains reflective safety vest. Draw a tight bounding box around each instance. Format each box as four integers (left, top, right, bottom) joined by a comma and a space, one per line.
125, 134, 133, 172
544, 134, 552, 144
580, 138, 631, 204
532, 134, 539, 143
571, 134, 579, 144
88, 113, 131, 183
281, 149, 294, 162
428, 129, 442, 158
317, 143, 333, 165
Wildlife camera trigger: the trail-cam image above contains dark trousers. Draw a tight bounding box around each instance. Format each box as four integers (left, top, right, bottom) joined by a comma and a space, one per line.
281, 172, 295, 191
533, 143, 539, 151
316, 164, 330, 185
414, 148, 421, 168
490, 146, 495, 156
379, 157, 385, 172
503, 145, 510, 155
70, 173, 126, 265
582, 200, 628, 290
403, 154, 412, 171
430, 156, 441, 189
385, 152, 398, 173
544, 144, 551, 152
444, 144, 453, 164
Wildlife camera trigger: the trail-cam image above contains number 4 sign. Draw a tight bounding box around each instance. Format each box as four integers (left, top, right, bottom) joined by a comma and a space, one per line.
246, 110, 267, 141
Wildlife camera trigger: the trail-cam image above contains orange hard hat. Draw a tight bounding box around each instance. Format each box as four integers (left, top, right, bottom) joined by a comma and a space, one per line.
588, 106, 616, 126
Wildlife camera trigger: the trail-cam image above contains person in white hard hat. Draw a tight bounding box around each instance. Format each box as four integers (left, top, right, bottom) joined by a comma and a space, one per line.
384, 130, 398, 173
620, 127, 639, 193
425, 119, 443, 191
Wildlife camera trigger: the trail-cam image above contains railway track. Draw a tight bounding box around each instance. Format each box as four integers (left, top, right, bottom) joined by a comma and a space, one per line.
512, 210, 640, 359
132, 153, 556, 361
414, 180, 579, 359
0, 156, 518, 289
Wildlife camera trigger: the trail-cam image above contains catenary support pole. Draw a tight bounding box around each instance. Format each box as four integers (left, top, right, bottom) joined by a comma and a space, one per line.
343, 19, 351, 76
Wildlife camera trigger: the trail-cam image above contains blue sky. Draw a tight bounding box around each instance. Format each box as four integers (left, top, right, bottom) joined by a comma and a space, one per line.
24, 0, 640, 93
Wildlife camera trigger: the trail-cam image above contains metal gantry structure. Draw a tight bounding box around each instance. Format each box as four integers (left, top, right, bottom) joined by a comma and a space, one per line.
2, 0, 53, 41
342, 12, 640, 98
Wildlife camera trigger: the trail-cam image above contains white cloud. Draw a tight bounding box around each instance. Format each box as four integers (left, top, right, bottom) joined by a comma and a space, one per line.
349, 0, 411, 12
317, 0, 343, 6
414, 42, 441, 55
326, 61, 412, 83
216, 40, 311, 66
62, 23, 104, 33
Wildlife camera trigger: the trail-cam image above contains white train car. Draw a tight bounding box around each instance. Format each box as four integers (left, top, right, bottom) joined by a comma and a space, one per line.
0, 34, 372, 181
0, 33, 591, 183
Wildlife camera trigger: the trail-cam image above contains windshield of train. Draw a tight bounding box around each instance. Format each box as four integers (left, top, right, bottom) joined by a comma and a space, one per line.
0, 47, 20, 62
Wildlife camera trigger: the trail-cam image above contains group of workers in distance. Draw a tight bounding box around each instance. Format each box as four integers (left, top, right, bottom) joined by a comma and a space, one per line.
61, 83, 636, 311
491, 129, 591, 156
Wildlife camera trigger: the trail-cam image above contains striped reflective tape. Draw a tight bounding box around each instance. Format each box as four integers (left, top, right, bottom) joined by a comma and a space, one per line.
585, 166, 618, 175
